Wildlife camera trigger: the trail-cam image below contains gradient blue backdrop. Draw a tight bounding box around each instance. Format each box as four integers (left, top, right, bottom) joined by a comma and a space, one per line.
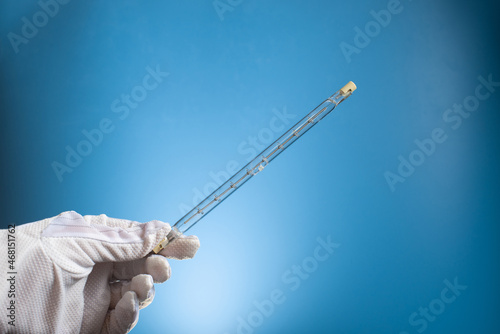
1, 0, 499, 333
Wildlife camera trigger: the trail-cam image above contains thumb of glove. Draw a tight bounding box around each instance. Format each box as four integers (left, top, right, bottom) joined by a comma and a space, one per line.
41, 211, 171, 269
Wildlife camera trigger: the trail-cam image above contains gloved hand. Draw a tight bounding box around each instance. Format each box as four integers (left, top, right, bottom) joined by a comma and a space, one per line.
0, 211, 200, 334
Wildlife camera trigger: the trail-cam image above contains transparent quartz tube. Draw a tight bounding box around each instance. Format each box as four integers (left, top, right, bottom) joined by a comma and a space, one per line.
153, 81, 357, 253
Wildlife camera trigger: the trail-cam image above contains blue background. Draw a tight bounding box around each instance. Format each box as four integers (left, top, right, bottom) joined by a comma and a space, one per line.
1, 0, 499, 333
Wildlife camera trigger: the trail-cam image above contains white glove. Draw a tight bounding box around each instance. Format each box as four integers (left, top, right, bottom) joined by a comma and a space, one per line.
0, 211, 200, 334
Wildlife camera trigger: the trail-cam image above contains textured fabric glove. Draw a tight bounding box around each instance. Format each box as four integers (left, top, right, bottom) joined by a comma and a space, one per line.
0, 211, 200, 334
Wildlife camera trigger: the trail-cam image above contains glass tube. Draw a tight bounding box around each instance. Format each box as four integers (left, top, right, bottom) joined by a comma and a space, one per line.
153, 81, 356, 253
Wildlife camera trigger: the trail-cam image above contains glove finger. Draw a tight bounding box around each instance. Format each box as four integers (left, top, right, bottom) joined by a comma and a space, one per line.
42, 211, 172, 264
113, 255, 171, 283
110, 275, 155, 310
83, 213, 172, 263
102, 291, 139, 334
159, 234, 200, 260
109, 280, 130, 309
